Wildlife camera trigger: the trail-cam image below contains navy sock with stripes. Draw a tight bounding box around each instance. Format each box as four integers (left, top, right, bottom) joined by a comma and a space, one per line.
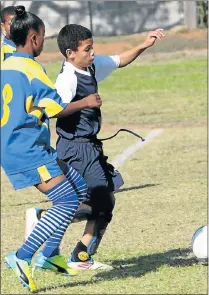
17, 178, 79, 261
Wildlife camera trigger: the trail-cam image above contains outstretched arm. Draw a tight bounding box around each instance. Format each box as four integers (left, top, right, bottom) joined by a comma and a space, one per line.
119, 29, 165, 68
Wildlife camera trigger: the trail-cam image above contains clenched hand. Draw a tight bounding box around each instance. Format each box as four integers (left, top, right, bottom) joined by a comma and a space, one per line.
84, 93, 102, 108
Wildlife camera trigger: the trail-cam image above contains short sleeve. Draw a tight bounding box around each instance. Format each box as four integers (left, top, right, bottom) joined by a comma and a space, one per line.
1, 44, 15, 63
31, 69, 68, 118
94, 55, 120, 83
1, 44, 5, 63
54, 62, 77, 103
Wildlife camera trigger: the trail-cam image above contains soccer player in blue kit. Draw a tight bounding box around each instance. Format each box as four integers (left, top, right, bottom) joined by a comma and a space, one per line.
1, 6, 102, 292
1, 6, 16, 62
26, 24, 165, 271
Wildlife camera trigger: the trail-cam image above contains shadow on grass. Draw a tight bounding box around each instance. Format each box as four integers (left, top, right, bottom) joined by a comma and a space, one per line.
116, 183, 159, 193
95, 248, 202, 280
11, 183, 159, 206
37, 247, 202, 293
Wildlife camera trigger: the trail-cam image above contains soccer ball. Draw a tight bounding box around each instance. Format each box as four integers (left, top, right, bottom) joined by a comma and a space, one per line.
192, 225, 208, 260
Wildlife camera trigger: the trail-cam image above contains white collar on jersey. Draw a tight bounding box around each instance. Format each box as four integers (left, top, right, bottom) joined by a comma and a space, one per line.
64, 60, 91, 76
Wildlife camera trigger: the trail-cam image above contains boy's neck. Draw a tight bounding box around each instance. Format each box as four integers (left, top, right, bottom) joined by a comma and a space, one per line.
65, 59, 87, 71
16, 46, 34, 58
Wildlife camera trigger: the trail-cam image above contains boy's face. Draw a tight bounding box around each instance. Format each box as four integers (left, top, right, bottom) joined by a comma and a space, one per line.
1, 13, 14, 39
67, 38, 95, 69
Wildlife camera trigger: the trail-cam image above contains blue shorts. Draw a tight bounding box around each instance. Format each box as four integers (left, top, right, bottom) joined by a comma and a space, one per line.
8, 160, 63, 190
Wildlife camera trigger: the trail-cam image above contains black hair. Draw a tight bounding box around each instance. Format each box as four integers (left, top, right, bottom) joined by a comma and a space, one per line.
10, 5, 44, 47
57, 24, 92, 57
1, 6, 16, 23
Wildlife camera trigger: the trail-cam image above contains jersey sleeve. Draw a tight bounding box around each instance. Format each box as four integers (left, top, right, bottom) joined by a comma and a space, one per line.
31, 68, 68, 118
93, 55, 120, 83
1, 44, 15, 63
54, 63, 77, 103
1, 44, 5, 63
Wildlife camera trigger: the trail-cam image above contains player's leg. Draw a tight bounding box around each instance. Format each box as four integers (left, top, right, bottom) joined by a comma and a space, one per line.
66, 140, 123, 270
68, 189, 115, 270
5, 174, 70, 292
24, 161, 88, 240
86, 193, 115, 256
4, 164, 86, 291
34, 165, 88, 274
25, 202, 91, 241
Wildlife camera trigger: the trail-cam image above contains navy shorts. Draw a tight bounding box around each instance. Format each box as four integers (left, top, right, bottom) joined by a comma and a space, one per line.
57, 137, 124, 214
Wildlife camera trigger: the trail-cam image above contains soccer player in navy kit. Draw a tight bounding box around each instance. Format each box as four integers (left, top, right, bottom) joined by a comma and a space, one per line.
1, 7, 102, 292
1, 6, 16, 62
27, 24, 165, 271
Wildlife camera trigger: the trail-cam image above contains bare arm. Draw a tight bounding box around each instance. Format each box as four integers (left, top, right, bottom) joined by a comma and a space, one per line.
119, 29, 165, 68
54, 93, 102, 118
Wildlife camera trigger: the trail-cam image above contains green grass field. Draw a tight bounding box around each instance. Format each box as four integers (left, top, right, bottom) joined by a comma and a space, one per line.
1, 53, 207, 294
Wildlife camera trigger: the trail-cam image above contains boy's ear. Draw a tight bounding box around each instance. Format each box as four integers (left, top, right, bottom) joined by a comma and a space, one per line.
66, 49, 76, 59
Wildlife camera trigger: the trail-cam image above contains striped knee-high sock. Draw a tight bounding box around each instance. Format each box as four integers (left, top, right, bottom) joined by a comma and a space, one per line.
65, 166, 88, 203
17, 178, 79, 261
41, 167, 88, 257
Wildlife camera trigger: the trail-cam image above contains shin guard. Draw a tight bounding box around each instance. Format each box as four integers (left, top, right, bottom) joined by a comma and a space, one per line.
87, 213, 112, 255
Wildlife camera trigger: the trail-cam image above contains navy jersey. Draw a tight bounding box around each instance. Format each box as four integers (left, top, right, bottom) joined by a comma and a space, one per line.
1, 36, 16, 63
55, 55, 120, 139
1, 52, 67, 176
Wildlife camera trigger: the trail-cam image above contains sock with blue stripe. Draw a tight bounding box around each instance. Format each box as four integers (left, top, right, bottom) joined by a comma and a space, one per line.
65, 166, 88, 204
16, 178, 79, 261
41, 166, 88, 258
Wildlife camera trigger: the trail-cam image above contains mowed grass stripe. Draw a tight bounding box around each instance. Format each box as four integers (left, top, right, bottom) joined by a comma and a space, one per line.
112, 128, 164, 169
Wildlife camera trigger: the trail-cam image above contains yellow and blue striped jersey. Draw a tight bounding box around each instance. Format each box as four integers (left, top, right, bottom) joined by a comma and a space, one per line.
1, 52, 67, 175
1, 36, 16, 63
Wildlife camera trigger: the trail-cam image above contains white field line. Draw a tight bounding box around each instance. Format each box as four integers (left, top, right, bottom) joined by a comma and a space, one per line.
112, 129, 164, 169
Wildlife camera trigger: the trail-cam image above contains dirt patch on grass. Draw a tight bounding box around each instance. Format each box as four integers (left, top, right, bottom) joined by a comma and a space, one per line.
174, 28, 207, 39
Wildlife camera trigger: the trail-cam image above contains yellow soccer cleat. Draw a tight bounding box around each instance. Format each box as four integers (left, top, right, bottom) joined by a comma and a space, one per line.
34, 252, 77, 276
4, 251, 37, 292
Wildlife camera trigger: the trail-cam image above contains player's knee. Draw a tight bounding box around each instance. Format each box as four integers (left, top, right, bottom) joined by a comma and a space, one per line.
87, 206, 114, 225
55, 193, 79, 213
90, 187, 115, 215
